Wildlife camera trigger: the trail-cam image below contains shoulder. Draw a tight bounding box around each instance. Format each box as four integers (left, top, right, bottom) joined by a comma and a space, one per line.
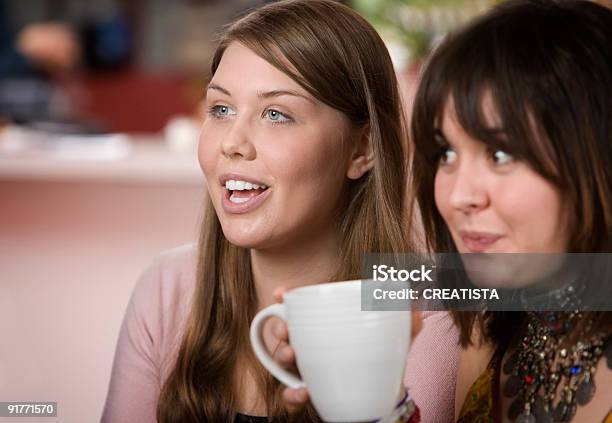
132, 242, 199, 320
133, 243, 198, 299
130, 243, 198, 317
127, 243, 199, 376
101, 244, 200, 422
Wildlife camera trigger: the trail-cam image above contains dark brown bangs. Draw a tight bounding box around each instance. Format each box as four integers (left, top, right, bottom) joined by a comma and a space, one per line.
413, 13, 563, 187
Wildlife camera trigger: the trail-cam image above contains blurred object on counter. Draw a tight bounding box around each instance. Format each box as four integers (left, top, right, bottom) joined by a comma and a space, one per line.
18, 119, 105, 135
0, 123, 131, 161
164, 115, 200, 155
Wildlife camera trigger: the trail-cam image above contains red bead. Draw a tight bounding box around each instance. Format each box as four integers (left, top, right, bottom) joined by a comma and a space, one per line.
524, 375, 535, 384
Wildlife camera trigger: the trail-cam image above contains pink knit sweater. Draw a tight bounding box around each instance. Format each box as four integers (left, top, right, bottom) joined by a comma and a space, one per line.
101, 244, 459, 422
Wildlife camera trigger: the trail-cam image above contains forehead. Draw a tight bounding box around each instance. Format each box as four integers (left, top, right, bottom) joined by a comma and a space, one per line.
436, 92, 513, 153
210, 42, 306, 95
439, 93, 502, 132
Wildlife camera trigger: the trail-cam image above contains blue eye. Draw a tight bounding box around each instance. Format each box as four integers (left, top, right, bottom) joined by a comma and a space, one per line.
264, 109, 291, 124
491, 149, 513, 165
439, 147, 457, 165
208, 105, 236, 119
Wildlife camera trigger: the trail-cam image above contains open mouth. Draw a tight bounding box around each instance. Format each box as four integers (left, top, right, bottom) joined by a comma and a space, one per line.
227, 187, 268, 204
223, 179, 270, 207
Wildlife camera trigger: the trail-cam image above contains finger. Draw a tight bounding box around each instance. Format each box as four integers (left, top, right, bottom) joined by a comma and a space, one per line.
273, 286, 288, 303
274, 342, 296, 367
282, 387, 309, 411
272, 319, 289, 342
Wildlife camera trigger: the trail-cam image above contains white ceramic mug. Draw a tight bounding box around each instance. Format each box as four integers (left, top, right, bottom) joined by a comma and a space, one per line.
249, 280, 411, 422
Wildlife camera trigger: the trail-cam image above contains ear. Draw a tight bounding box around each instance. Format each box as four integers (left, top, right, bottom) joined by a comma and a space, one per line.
346, 122, 374, 180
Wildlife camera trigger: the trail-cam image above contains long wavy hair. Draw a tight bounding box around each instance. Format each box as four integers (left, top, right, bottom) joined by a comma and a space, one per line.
157, 1, 413, 421
410, 0, 612, 347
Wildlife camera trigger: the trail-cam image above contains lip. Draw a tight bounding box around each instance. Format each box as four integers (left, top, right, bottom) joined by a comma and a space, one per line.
459, 231, 503, 253
218, 172, 269, 187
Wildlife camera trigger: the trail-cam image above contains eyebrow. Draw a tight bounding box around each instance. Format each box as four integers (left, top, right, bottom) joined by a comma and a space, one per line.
207, 83, 231, 96
434, 126, 512, 151
207, 83, 315, 103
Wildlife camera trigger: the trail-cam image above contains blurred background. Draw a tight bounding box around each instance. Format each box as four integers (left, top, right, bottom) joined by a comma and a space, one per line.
5, 0, 604, 421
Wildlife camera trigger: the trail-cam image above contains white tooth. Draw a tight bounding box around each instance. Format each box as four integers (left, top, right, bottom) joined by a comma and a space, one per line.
235, 180, 246, 190
227, 180, 235, 190
225, 181, 231, 190
245, 182, 253, 190
261, 185, 267, 189
230, 194, 249, 204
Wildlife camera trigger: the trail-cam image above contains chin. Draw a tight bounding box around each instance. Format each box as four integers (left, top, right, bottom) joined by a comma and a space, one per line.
219, 225, 272, 250
222, 231, 259, 249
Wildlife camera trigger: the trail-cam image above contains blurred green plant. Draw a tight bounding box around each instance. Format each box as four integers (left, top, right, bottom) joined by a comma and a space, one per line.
352, 0, 499, 62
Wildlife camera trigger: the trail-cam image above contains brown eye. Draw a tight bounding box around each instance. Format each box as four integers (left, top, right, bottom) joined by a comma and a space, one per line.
491, 149, 514, 165
439, 147, 457, 165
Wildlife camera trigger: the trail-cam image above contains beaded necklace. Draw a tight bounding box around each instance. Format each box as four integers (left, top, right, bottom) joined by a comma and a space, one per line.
502, 311, 611, 423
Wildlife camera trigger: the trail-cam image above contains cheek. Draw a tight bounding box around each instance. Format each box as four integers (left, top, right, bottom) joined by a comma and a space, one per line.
267, 127, 347, 189
495, 174, 566, 250
263, 129, 349, 237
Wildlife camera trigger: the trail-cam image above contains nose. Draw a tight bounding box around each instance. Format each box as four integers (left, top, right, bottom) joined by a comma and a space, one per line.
447, 162, 489, 214
221, 118, 256, 160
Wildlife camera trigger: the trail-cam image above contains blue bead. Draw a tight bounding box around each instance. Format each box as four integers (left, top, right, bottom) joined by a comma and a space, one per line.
571, 365, 581, 375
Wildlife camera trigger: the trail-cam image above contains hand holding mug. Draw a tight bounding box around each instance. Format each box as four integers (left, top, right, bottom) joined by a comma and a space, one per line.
250, 280, 415, 422
271, 287, 422, 412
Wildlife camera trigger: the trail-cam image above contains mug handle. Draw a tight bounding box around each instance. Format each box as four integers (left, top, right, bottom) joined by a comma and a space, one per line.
249, 303, 306, 389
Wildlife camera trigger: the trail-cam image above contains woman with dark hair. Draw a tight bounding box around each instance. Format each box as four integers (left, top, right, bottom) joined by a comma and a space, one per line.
100, 1, 457, 422
410, 0, 612, 421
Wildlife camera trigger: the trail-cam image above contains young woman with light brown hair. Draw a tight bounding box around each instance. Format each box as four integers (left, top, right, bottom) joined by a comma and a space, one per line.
100, 1, 458, 422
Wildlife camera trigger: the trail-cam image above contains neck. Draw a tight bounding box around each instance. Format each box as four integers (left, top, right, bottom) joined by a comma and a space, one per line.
250, 227, 341, 309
